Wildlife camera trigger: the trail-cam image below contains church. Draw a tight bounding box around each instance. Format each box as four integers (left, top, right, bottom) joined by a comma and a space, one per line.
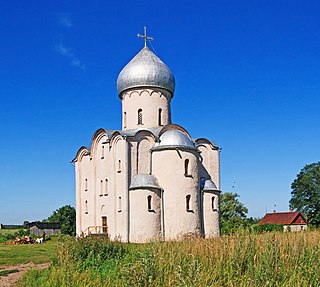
73, 28, 221, 242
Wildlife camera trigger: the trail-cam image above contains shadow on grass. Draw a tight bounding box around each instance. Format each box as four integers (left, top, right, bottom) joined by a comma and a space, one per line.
0, 269, 19, 277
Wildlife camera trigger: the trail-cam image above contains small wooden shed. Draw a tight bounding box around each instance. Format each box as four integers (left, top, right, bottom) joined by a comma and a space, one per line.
28, 222, 61, 236
259, 212, 308, 231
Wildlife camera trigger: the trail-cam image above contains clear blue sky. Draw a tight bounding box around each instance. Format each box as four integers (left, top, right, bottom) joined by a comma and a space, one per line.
1, 1, 319, 224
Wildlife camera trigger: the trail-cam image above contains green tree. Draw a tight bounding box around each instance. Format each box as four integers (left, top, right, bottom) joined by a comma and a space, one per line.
290, 162, 320, 227
46, 205, 76, 235
220, 192, 248, 234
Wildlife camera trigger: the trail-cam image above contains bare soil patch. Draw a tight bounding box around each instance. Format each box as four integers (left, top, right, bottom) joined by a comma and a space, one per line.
0, 262, 49, 287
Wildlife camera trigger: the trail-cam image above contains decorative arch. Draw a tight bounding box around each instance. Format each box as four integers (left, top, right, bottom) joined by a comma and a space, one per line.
72, 146, 90, 163
195, 138, 219, 150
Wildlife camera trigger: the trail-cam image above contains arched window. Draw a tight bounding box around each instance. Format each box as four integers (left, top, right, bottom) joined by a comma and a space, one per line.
124, 112, 127, 128
158, 108, 162, 126
104, 179, 108, 196
211, 196, 215, 211
85, 200, 88, 214
85, 178, 88, 191
101, 145, 105, 159
186, 195, 191, 211
100, 180, 103, 196
138, 109, 143, 125
184, 159, 190, 176
147, 195, 152, 211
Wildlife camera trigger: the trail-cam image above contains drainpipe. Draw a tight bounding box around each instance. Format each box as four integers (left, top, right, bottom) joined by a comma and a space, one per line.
125, 138, 130, 242
161, 188, 165, 241
149, 149, 153, 175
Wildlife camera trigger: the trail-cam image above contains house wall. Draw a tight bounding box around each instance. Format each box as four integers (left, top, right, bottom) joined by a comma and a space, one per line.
30, 227, 61, 236
284, 225, 308, 232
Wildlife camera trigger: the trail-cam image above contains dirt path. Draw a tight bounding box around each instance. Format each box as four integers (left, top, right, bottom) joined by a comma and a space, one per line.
0, 262, 49, 287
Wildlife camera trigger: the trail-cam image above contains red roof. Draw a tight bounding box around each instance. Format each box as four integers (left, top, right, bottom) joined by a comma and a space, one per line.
258, 212, 307, 225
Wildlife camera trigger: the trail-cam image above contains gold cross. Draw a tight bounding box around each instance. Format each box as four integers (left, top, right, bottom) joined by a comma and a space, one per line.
137, 26, 153, 47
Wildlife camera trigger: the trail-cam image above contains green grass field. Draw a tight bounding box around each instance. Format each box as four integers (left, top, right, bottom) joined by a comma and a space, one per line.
18, 230, 320, 287
0, 229, 27, 235
0, 237, 59, 266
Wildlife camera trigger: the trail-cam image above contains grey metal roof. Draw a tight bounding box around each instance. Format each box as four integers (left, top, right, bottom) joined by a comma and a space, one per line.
116, 47, 175, 96
119, 127, 162, 138
130, 174, 161, 189
157, 129, 195, 149
203, 179, 219, 191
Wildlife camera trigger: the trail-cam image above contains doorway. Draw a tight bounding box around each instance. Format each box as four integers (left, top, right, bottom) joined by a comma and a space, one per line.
102, 216, 108, 234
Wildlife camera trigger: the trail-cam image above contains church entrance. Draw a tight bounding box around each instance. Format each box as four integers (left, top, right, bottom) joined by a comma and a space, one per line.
102, 216, 108, 234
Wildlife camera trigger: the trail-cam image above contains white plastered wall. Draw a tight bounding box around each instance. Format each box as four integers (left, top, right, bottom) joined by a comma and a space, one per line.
197, 142, 221, 237
129, 188, 162, 243
152, 148, 201, 240
121, 88, 171, 130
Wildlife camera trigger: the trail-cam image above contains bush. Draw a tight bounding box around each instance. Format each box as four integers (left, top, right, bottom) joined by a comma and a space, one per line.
252, 224, 284, 233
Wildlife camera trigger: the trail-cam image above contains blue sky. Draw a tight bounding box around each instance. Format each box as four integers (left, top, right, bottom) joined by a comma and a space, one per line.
1, 1, 319, 224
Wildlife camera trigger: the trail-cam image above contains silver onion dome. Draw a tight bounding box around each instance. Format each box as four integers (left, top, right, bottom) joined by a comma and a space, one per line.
117, 47, 175, 96
130, 174, 161, 189
158, 130, 195, 149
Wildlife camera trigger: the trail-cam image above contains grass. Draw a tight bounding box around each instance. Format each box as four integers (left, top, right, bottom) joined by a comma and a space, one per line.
0, 237, 60, 266
18, 230, 320, 287
0, 229, 27, 235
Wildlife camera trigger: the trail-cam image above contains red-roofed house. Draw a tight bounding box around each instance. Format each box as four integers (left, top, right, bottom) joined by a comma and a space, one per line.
259, 212, 308, 231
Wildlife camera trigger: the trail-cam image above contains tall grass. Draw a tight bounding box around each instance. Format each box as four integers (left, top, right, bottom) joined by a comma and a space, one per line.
19, 230, 320, 286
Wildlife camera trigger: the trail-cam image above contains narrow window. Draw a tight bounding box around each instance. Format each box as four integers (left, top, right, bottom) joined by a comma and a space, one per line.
184, 159, 190, 176
85, 200, 88, 214
124, 112, 127, 128
101, 145, 105, 159
211, 196, 215, 211
85, 179, 88, 191
117, 160, 121, 173
118, 196, 122, 212
104, 179, 108, 196
138, 109, 143, 125
147, 195, 152, 211
100, 180, 103, 196
186, 195, 191, 211
158, 108, 162, 126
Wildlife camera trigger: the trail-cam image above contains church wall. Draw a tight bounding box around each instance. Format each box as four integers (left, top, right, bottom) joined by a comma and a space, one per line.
197, 143, 221, 237
129, 188, 161, 243
113, 137, 129, 241
92, 135, 115, 238
121, 88, 171, 130
202, 190, 220, 237
152, 149, 201, 240
198, 144, 220, 189
77, 153, 95, 235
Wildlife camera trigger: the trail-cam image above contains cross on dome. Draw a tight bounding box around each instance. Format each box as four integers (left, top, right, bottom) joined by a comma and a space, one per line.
137, 26, 153, 47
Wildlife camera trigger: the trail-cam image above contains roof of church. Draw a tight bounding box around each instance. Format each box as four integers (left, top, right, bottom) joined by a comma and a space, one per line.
258, 212, 307, 225
130, 174, 161, 189
116, 46, 175, 96
203, 179, 219, 191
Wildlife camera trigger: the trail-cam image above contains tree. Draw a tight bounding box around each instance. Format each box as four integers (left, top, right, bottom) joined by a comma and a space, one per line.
23, 221, 30, 229
290, 162, 320, 227
220, 192, 248, 234
46, 205, 76, 236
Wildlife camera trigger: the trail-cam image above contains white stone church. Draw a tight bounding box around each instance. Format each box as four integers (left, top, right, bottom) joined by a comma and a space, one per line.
73, 30, 221, 242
